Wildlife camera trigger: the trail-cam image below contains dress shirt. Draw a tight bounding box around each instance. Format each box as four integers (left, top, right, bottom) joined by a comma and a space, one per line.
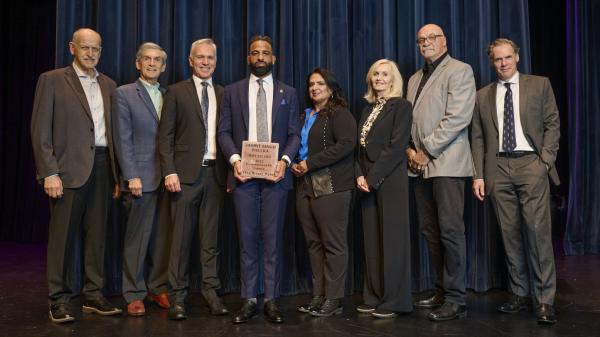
139, 78, 163, 119
192, 75, 218, 160
299, 108, 319, 161
73, 62, 107, 146
496, 72, 534, 152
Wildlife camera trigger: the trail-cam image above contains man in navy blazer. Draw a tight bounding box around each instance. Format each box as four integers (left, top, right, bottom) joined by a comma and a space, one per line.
112, 42, 170, 316
218, 35, 300, 324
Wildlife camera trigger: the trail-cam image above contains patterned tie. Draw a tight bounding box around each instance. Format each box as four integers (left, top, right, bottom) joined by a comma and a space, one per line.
201, 81, 209, 155
502, 82, 516, 152
256, 79, 269, 142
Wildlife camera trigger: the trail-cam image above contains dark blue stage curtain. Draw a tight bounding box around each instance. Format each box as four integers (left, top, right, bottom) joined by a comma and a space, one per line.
564, 0, 600, 255
55, 0, 531, 296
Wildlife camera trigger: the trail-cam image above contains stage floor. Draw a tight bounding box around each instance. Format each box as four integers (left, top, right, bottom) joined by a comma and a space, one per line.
1, 242, 598, 337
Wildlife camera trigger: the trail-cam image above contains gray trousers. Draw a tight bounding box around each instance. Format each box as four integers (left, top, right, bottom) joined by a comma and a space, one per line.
491, 154, 556, 305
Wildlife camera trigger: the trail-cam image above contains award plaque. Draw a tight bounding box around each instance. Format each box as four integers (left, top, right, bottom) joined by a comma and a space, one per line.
240, 141, 279, 179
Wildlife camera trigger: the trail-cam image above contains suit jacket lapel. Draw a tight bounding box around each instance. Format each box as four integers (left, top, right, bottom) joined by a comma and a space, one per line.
518, 74, 530, 135
414, 56, 451, 110
98, 74, 113, 135
64, 66, 93, 122
241, 78, 250, 131
487, 83, 499, 132
135, 79, 159, 122
184, 78, 205, 125
369, 99, 395, 132
272, 80, 284, 126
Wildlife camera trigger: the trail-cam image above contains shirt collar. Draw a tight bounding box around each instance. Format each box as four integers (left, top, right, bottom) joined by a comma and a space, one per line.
250, 73, 273, 86
423, 52, 448, 74
139, 78, 160, 90
498, 71, 520, 86
72, 62, 98, 79
192, 75, 213, 88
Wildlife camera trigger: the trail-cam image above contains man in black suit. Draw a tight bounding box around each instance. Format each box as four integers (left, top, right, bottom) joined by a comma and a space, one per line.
158, 38, 228, 320
31, 28, 122, 323
471, 38, 560, 325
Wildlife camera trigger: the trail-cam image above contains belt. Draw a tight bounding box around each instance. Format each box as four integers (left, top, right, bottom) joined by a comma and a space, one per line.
497, 151, 536, 158
94, 146, 108, 154
202, 159, 216, 167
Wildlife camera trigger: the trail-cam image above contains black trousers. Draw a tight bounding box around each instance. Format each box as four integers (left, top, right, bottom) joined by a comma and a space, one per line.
296, 182, 351, 300
121, 185, 170, 303
168, 167, 223, 303
47, 148, 112, 305
413, 176, 467, 305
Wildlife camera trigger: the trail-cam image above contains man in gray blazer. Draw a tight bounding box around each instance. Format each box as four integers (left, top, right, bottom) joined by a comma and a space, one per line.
113, 42, 171, 316
406, 24, 476, 321
471, 38, 560, 325
31, 28, 121, 323
158, 38, 228, 320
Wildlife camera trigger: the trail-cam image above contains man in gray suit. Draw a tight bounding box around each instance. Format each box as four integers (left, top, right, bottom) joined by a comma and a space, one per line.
113, 42, 171, 316
31, 28, 122, 323
471, 38, 560, 325
158, 38, 228, 320
406, 24, 476, 321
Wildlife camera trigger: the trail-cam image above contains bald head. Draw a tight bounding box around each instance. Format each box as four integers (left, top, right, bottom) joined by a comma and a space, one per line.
69, 28, 102, 76
416, 23, 447, 63
72, 28, 101, 45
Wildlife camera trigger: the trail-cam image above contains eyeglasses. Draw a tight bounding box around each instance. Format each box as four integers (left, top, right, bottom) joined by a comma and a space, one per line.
416, 34, 444, 45
71, 42, 102, 54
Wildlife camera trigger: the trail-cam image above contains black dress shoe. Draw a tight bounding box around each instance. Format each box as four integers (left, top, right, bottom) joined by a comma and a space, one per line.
356, 304, 376, 313
414, 293, 444, 309
49, 303, 75, 323
428, 302, 467, 321
232, 300, 258, 324
496, 294, 532, 313
310, 299, 342, 317
297, 295, 324, 313
206, 296, 229, 315
168, 303, 187, 320
264, 300, 284, 323
82, 296, 122, 316
536, 303, 557, 325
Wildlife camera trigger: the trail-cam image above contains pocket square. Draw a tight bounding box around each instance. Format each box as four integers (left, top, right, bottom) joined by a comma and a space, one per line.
280, 98, 287, 105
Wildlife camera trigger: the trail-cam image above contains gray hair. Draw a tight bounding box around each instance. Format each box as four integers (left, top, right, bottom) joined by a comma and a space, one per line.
136, 42, 167, 63
189, 38, 217, 59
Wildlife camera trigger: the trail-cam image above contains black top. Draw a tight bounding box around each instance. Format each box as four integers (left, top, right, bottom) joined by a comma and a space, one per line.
414, 52, 449, 102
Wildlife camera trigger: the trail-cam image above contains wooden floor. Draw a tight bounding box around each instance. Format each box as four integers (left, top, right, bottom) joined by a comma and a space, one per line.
1, 242, 599, 337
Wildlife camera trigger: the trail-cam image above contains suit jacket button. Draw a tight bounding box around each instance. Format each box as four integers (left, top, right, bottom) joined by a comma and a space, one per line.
90, 128, 94, 132
90, 146, 94, 150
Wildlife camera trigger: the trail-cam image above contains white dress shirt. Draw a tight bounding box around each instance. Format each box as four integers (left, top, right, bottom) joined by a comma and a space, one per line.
192, 75, 218, 160
73, 62, 107, 146
139, 78, 163, 119
496, 72, 534, 152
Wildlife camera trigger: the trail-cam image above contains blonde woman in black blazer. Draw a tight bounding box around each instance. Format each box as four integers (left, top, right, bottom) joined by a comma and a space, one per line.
292, 68, 357, 317
355, 59, 413, 318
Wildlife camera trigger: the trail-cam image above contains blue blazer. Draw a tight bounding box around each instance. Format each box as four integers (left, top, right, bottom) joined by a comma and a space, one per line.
112, 79, 163, 192
218, 77, 300, 190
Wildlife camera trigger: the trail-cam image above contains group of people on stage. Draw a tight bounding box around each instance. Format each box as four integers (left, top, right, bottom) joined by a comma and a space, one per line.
31, 22, 560, 326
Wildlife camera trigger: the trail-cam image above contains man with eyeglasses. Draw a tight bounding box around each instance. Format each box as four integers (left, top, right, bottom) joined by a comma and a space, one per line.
406, 23, 476, 321
158, 38, 228, 320
218, 35, 300, 324
31, 28, 121, 323
471, 38, 560, 325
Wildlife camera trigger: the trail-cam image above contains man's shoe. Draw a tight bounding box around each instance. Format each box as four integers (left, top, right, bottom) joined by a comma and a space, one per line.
428, 302, 467, 321
147, 293, 170, 309
356, 304, 376, 313
264, 300, 284, 323
496, 294, 532, 313
49, 303, 75, 323
371, 308, 397, 319
168, 303, 187, 320
297, 295, 324, 313
232, 300, 258, 324
82, 296, 122, 316
127, 300, 145, 316
206, 296, 229, 315
310, 299, 342, 317
414, 293, 444, 309
536, 303, 557, 325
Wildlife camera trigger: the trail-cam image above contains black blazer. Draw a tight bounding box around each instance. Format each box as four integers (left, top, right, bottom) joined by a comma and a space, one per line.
158, 78, 227, 186
355, 97, 413, 190
302, 106, 357, 193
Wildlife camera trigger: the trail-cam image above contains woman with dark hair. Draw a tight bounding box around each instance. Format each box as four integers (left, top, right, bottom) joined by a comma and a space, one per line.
292, 68, 357, 317
355, 59, 413, 318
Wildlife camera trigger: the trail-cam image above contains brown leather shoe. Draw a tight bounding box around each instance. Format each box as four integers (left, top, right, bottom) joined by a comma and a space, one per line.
127, 300, 146, 316
148, 293, 170, 309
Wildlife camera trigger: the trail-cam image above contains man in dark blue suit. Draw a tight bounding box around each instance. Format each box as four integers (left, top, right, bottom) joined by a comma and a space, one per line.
218, 35, 300, 324
112, 42, 171, 316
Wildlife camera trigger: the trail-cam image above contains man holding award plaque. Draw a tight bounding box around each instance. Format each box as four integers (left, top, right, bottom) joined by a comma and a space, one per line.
218, 35, 300, 324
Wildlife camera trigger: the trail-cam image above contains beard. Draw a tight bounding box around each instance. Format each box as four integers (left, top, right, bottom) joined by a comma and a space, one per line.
249, 62, 273, 77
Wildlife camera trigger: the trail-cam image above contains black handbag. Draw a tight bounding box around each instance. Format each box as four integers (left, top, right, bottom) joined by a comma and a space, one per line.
310, 116, 334, 198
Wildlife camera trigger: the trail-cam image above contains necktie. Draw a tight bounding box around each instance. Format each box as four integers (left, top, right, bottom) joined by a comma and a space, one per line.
256, 79, 269, 142
201, 81, 209, 155
502, 82, 516, 152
